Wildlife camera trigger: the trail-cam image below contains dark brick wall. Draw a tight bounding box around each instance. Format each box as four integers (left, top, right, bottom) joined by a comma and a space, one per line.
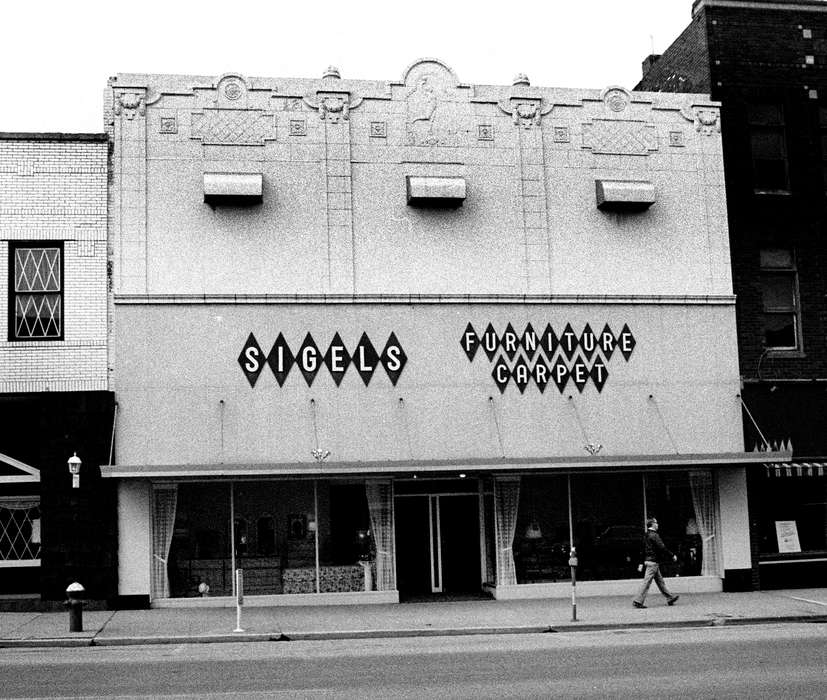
636, 12, 710, 93
0, 392, 117, 601
641, 3, 827, 396
640, 2, 827, 591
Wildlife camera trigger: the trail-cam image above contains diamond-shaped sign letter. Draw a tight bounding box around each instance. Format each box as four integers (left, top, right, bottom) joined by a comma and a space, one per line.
481, 323, 500, 362
297, 332, 322, 386
267, 332, 294, 387
540, 323, 558, 360
491, 356, 511, 394
599, 323, 616, 360
501, 322, 520, 361
591, 357, 608, 392
551, 356, 570, 393
521, 323, 540, 360
353, 332, 379, 386
460, 322, 480, 362
571, 355, 590, 393
511, 356, 531, 394
560, 322, 579, 360
323, 332, 352, 387
238, 333, 266, 388
380, 332, 407, 386
619, 324, 636, 361
579, 323, 597, 360
532, 358, 550, 393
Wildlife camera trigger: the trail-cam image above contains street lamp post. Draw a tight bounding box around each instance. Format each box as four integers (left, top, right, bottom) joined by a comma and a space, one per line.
67, 452, 82, 489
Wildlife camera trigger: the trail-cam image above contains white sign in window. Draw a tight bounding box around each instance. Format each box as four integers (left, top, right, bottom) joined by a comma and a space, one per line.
774, 520, 801, 554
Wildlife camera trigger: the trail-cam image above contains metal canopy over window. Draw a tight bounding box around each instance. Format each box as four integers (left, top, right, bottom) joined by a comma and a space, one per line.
203, 173, 263, 206
764, 461, 826, 478
406, 176, 466, 207
595, 179, 656, 211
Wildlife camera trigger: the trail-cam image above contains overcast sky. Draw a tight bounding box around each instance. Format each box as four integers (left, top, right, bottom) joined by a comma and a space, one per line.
0, 1, 694, 133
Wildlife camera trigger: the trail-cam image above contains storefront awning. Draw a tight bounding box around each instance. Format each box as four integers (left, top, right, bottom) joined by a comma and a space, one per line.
101, 449, 791, 480
764, 461, 826, 478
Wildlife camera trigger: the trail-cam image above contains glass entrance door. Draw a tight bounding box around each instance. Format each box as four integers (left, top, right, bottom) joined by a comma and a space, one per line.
395, 491, 482, 598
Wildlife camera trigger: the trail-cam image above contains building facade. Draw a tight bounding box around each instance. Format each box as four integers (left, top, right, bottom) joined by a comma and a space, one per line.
638, 0, 827, 588
0, 133, 116, 606
104, 60, 780, 608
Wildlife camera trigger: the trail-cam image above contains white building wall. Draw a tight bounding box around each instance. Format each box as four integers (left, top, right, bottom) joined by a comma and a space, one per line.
717, 466, 753, 572
117, 480, 151, 597
0, 137, 109, 393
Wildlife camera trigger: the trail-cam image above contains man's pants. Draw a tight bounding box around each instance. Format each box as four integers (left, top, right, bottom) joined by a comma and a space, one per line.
634, 561, 673, 604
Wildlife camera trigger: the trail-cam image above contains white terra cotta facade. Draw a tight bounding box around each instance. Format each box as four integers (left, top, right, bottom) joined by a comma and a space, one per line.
103, 60, 787, 608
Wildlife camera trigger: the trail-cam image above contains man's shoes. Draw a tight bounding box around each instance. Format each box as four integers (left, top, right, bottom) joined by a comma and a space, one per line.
633, 601, 646, 608
667, 595, 680, 606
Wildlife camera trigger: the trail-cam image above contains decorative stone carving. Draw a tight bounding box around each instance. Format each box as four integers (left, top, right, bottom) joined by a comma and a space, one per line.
190, 109, 276, 145
215, 74, 251, 109
512, 101, 542, 129
602, 86, 631, 115
289, 119, 307, 136
582, 120, 658, 155
496, 73, 552, 130
401, 59, 465, 146
478, 124, 494, 141
553, 126, 570, 143
668, 130, 685, 147
318, 94, 349, 123
159, 116, 178, 134
680, 104, 721, 135
370, 121, 387, 138
113, 92, 146, 120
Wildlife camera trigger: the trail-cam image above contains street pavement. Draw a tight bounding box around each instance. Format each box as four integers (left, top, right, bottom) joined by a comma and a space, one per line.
0, 588, 825, 648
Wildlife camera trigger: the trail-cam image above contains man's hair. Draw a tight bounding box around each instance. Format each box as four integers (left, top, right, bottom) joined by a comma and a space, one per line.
646, 517, 657, 529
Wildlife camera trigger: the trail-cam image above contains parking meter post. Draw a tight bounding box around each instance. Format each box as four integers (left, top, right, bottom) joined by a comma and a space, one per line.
568, 549, 578, 622
65, 582, 85, 633
234, 568, 244, 633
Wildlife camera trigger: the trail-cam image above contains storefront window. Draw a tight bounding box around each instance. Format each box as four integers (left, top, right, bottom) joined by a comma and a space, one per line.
160, 479, 379, 599
645, 472, 707, 576
511, 471, 716, 585
166, 483, 231, 597
513, 475, 570, 583
757, 475, 827, 555
572, 473, 645, 581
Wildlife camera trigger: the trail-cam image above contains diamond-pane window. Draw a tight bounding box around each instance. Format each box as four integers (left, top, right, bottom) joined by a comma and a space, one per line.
9, 243, 63, 341
0, 498, 41, 564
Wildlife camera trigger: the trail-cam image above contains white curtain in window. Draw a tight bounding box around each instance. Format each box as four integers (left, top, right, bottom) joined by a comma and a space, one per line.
152, 485, 178, 599
689, 470, 719, 576
494, 477, 520, 586
366, 480, 395, 591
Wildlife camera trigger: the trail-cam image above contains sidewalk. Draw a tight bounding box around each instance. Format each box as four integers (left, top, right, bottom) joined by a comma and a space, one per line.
1, 589, 825, 648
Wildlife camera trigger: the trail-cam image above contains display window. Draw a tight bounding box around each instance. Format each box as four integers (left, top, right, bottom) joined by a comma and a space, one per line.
512, 470, 718, 585
153, 479, 389, 599
756, 475, 827, 555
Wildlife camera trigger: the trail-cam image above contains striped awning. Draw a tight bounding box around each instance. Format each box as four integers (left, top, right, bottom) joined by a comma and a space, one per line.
764, 462, 826, 477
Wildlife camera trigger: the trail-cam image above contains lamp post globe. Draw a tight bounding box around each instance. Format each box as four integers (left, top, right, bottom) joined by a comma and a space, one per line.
68, 452, 82, 488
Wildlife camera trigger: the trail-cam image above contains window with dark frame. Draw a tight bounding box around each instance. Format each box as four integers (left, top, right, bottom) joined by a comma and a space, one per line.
8, 242, 63, 341
748, 103, 789, 193
759, 248, 800, 351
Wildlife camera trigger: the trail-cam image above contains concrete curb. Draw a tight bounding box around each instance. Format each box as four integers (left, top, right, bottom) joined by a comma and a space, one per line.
1, 614, 824, 648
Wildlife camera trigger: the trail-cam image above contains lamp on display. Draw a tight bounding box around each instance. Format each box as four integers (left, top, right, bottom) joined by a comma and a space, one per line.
67, 452, 82, 489
525, 520, 543, 540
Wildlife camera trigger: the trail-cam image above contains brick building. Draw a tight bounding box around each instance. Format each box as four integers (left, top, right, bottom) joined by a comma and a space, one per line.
0, 134, 116, 607
102, 60, 783, 608
638, 0, 827, 588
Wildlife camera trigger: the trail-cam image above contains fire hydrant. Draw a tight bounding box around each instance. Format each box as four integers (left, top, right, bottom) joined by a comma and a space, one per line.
65, 582, 85, 632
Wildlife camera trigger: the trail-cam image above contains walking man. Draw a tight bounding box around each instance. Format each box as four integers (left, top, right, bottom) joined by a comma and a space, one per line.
633, 517, 680, 608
